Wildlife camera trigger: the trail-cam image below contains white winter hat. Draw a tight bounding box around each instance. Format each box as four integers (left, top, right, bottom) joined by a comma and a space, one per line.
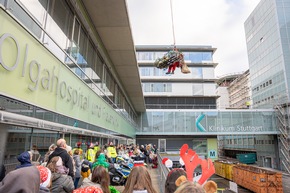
66, 145, 72, 152
164, 159, 173, 168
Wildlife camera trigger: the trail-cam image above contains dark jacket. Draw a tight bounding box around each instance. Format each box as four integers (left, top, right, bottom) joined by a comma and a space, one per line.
0, 164, 5, 182
16, 151, 32, 169
48, 147, 74, 178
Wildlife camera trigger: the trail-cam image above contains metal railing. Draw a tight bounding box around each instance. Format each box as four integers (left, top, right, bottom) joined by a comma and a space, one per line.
157, 153, 170, 193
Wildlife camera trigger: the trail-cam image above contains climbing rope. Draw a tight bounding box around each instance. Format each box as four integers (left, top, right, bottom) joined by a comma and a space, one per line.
170, 0, 176, 47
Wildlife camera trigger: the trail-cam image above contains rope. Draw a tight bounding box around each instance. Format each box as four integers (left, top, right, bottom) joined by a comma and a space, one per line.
170, 0, 176, 47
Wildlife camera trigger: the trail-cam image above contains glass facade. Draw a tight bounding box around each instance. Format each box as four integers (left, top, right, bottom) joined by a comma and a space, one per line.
3, 0, 137, 124
137, 51, 213, 63
138, 109, 277, 135
245, 0, 290, 108
137, 48, 217, 110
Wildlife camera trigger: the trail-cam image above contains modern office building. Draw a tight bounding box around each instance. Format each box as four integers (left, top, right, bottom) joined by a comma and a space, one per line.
0, 0, 145, 171
137, 45, 218, 110
135, 45, 220, 157
245, 0, 290, 172
135, 45, 279, 168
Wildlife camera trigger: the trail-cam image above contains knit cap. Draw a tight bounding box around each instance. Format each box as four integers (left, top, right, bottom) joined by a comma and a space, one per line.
37, 165, 51, 188
162, 157, 173, 168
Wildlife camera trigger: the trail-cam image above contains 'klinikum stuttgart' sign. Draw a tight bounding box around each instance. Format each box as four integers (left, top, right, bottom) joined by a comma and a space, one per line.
196, 113, 265, 133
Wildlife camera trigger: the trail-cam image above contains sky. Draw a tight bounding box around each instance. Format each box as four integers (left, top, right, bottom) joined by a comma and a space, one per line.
127, 0, 260, 77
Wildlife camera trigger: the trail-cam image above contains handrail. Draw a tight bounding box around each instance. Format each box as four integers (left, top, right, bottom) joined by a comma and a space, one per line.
157, 152, 170, 193
282, 160, 290, 174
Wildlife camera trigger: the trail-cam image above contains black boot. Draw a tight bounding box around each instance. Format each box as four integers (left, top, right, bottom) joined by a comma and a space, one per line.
166, 72, 171, 74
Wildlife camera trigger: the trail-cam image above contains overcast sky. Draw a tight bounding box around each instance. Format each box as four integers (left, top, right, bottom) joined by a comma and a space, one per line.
127, 0, 260, 77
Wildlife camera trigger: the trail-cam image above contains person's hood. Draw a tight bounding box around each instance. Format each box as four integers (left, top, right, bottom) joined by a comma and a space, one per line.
0, 166, 40, 193
17, 151, 31, 164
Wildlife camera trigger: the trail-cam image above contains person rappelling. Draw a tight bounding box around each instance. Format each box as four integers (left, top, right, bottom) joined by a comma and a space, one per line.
166, 48, 184, 74
154, 0, 190, 75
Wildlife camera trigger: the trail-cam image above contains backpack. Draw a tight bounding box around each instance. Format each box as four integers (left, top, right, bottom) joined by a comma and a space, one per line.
81, 161, 90, 172
81, 160, 91, 178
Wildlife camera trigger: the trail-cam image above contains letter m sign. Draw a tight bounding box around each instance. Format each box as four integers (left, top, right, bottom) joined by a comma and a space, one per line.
209, 150, 217, 158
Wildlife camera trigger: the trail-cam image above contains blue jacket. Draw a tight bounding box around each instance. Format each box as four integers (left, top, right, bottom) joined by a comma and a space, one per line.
16, 151, 32, 169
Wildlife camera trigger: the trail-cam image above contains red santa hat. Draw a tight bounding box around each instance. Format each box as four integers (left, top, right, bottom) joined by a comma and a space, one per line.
162, 158, 169, 164
37, 165, 51, 188
162, 158, 173, 168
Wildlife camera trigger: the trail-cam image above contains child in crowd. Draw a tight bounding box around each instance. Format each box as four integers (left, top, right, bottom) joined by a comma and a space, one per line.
47, 156, 75, 193
123, 166, 158, 193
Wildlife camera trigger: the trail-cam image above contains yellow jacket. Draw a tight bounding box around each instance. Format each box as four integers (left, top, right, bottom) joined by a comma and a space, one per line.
107, 146, 117, 158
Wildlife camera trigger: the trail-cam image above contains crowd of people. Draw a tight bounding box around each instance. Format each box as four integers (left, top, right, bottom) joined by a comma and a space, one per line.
0, 139, 216, 193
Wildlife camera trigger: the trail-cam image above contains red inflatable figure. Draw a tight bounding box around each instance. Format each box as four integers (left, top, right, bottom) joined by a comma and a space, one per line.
179, 144, 215, 184
180, 144, 201, 181
198, 159, 215, 185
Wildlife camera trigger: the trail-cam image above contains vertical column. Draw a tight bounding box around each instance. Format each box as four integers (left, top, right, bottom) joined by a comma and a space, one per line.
0, 123, 9, 177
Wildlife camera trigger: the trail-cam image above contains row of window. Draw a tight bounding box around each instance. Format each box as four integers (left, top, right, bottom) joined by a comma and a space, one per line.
5, 0, 137, 123
253, 79, 272, 92
139, 67, 214, 78
253, 95, 274, 106
137, 51, 213, 63
222, 136, 274, 146
142, 83, 216, 96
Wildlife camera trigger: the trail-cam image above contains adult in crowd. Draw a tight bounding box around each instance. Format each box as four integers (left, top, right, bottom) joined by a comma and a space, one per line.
31, 144, 41, 164
67, 145, 76, 177
123, 166, 158, 193
73, 142, 84, 160
106, 142, 117, 163
153, 145, 158, 154
93, 142, 101, 154
174, 180, 205, 193
43, 144, 57, 163
86, 143, 96, 163
73, 149, 82, 189
47, 138, 74, 178
165, 168, 187, 193
47, 156, 75, 193
92, 153, 109, 171
0, 166, 40, 193
16, 151, 32, 169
